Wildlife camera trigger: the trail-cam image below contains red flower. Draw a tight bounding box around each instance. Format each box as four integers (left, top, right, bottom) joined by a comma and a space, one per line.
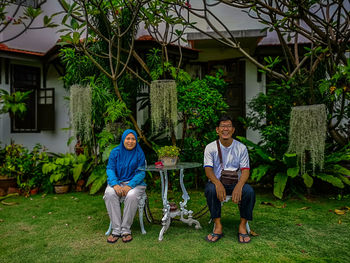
155, 161, 164, 168
185, 2, 191, 8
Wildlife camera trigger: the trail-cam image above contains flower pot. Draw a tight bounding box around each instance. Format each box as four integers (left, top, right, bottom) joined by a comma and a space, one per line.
0, 176, 17, 196
75, 179, 85, 192
54, 184, 70, 194
160, 157, 178, 166
7, 186, 20, 194
30, 187, 39, 195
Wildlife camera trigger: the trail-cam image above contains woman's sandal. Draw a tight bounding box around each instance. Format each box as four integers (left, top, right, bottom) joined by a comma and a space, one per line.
107, 234, 121, 243
122, 234, 133, 243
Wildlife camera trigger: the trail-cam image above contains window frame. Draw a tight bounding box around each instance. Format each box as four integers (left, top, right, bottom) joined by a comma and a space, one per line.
10, 64, 41, 133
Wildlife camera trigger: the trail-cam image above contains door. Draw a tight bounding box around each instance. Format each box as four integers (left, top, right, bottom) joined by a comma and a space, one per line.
207, 59, 246, 137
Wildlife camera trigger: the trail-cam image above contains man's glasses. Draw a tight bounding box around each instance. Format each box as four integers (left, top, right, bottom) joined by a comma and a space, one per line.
219, 125, 233, 129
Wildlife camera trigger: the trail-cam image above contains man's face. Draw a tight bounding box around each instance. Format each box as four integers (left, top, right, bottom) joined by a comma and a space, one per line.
216, 120, 235, 140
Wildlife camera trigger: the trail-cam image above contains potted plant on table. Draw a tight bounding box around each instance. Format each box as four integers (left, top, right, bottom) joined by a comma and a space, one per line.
157, 145, 181, 166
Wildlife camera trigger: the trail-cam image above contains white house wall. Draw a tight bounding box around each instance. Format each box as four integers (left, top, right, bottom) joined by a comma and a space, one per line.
245, 59, 265, 144
0, 59, 71, 153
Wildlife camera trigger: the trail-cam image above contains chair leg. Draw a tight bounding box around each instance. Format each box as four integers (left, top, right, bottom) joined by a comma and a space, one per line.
246, 222, 250, 234
138, 192, 147, 234
105, 193, 148, 235
105, 222, 112, 236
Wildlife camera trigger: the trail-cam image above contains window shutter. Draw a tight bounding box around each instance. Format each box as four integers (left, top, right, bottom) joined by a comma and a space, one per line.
37, 88, 55, 130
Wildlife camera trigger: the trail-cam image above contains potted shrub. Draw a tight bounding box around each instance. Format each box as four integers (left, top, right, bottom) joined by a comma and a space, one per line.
157, 145, 181, 166
0, 143, 24, 195
42, 153, 88, 194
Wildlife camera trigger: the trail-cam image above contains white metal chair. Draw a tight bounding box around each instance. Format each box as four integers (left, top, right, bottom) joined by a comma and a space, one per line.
222, 195, 250, 234
209, 195, 250, 234
105, 191, 148, 235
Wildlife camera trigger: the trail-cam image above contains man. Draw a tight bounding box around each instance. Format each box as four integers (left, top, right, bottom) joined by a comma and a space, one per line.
204, 116, 255, 243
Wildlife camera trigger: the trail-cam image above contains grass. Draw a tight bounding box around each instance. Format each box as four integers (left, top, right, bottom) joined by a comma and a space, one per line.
0, 189, 350, 263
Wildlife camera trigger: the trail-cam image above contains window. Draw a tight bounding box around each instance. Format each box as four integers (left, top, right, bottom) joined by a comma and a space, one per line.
11, 64, 55, 132
15, 0, 39, 8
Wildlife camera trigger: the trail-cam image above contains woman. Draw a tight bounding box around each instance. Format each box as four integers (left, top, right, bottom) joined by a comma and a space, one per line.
104, 129, 146, 243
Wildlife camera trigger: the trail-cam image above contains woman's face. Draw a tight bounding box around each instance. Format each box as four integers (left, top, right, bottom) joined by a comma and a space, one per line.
124, 133, 136, 150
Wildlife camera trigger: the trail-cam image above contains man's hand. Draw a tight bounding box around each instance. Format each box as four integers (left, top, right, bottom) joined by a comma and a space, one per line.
215, 182, 226, 202
121, 185, 132, 196
232, 184, 243, 204
113, 185, 123, 196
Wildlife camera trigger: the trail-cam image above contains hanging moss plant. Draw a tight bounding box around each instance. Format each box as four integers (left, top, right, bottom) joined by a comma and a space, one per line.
150, 80, 177, 133
288, 104, 327, 175
70, 85, 92, 144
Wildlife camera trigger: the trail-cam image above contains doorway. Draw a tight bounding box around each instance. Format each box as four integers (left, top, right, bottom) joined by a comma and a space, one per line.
207, 59, 246, 137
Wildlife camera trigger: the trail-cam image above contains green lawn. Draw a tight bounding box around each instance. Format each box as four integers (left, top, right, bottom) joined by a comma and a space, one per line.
0, 190, 349, 263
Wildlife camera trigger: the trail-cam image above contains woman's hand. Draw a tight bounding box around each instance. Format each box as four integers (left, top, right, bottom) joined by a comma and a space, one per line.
113, 185, 123, 196
122, 185, 132, 196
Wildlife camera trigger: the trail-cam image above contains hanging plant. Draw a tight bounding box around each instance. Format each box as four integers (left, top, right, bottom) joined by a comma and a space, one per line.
70, 85, 92, 144
288, 104, 327, 175
150, 79, 178, 133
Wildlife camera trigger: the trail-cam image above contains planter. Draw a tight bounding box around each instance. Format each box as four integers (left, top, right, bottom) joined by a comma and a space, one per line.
0, 176, 17, 196
7, 187, 20, 194
54, 184, 70, 194
30, 187, 39, 195
150, 80, 178, 133
75, 179, 85, 192
160, 157, 178, 167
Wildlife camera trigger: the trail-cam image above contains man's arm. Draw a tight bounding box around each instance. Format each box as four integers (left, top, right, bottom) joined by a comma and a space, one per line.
232, 169, 249, 203
205, 166, 226, 202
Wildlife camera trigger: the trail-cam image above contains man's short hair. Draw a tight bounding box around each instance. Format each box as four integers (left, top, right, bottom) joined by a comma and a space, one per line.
217, 116, 234, 127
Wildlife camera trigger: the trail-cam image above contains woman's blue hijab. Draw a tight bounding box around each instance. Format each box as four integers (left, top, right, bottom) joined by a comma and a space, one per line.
108, 129, 145, 182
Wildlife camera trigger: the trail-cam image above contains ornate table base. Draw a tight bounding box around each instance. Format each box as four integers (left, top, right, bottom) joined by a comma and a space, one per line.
158, 169, 201, 241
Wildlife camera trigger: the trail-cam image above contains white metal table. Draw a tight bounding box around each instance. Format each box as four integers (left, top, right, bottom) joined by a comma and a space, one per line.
138, 162, 202, 241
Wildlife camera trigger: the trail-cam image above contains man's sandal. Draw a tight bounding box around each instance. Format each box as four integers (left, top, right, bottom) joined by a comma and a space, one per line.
122, 234, 133, 243
238, 232, 251, 243
107, 234, 121, 243
205, 233, 224, 243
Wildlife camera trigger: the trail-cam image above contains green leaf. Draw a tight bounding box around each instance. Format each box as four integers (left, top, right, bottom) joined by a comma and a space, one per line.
332, 164, 350, 177
70, 18, 79, 30
302, 173, 313, 188
251, 164, 270, 182
67, 136, 75, 146
86, 165, 106, 194
72, 31, 80, 45
273, 172, 288, 199
287, 167, 299, 178
90, 176, 107, 195
315, 173, 344, 188
339, 175, 350, 186
72, 163, 83, 183
86, 165, 104, 186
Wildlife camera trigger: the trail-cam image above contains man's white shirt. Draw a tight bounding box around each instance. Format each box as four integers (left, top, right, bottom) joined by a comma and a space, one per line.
203, 139, 250, 180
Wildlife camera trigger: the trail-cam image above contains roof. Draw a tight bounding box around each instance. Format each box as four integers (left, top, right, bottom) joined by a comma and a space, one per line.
258, 31, 311, 46
136, 35, 200, 52
186, 29, 266, 41
0, 43, 45, 56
